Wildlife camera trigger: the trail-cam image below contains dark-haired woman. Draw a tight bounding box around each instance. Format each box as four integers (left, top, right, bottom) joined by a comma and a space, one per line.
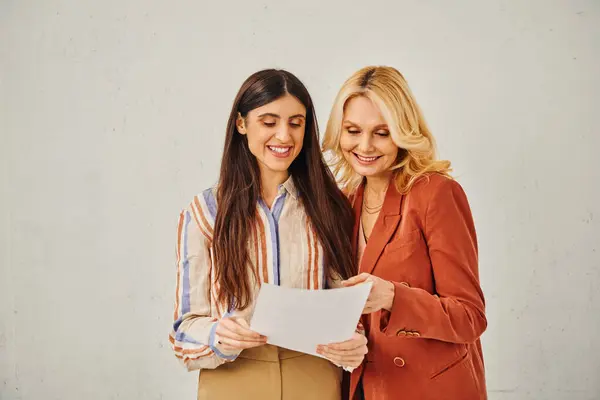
169, 69, 368, 400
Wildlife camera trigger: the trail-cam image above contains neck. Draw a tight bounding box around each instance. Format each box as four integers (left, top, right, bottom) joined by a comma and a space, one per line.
260, 167, 289, 208
365, 173, 391, 197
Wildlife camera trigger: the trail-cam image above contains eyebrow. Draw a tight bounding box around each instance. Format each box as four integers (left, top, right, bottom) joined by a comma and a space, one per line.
258, 113, 306, 119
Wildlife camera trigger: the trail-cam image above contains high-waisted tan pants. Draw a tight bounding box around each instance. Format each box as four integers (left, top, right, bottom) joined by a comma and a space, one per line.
197, 345, 342, 400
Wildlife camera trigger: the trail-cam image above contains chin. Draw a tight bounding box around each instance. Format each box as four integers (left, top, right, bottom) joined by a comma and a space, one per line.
348, 162, 377, 177
264, 161, 292, 173
358, 170, 382, 178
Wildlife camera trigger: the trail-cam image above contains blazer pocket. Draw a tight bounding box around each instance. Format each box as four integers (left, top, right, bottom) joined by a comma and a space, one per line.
430, 348, 469, 380
384, 229, 422, 255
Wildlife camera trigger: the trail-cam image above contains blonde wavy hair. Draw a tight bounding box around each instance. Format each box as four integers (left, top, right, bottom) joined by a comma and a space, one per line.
322, 66, 452, 194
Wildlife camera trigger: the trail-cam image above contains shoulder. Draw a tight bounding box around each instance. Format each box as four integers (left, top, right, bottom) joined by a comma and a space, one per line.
409, 173, 462, 197
181, 186, 218, 234
406, 173, 468, 212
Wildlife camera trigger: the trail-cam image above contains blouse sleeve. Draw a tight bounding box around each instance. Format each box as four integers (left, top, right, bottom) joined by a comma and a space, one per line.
169, 202, 242, 371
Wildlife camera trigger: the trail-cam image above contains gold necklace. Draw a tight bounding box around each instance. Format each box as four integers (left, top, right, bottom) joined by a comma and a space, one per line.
362, 182, 388, 214
362, 195, 383, 214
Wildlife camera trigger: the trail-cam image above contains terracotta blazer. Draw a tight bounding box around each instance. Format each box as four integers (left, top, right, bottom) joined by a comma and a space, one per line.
348, 173, 487, 400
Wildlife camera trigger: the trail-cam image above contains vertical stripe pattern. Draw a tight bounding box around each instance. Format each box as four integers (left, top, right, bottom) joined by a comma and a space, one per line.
181, 211, 192, 314
312, 227, 320, 290
256, 211, 269, 284
306, 218, 314, 290
170, 177, 329, 371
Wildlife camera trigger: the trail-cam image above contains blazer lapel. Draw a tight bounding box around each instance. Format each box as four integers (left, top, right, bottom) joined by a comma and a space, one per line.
352, 180, 404, 275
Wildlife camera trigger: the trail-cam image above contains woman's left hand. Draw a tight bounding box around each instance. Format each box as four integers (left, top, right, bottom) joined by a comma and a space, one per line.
317, 332, 368, 369
342, 273, 395, 314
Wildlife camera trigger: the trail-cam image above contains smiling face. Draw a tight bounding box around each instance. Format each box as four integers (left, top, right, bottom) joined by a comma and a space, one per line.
339, 95, 399, 179
237, 94, 306, 179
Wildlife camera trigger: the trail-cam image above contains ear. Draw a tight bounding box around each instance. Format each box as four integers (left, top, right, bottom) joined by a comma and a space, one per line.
236, 113, 247, 135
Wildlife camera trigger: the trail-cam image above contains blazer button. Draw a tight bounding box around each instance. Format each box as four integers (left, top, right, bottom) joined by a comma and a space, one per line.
393, 357, 406, 367
400, 282, 410, 287
395, 330, 407, 336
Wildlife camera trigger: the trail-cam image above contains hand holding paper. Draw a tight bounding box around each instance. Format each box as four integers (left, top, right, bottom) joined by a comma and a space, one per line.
317, 331, 368, 369
342, 272, 396, 313
215, 317, 267, 351
249, 282, 372, 358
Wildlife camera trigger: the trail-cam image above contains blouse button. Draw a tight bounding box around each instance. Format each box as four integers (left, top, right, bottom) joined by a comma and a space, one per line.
393, 357, 406, 368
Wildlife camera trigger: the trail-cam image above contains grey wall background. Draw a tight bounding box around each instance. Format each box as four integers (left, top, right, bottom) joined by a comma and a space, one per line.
1, 1, 599, 399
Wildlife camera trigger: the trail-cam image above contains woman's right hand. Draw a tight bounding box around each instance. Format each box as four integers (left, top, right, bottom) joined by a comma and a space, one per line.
215, 317, 267, 351
317, 332, 368, 369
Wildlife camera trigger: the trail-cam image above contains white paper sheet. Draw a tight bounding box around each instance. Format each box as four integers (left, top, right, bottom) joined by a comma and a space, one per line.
249, 282, 372, 357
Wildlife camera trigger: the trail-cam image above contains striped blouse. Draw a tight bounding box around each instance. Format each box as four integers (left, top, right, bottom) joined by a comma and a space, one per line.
169, 177, 334, 371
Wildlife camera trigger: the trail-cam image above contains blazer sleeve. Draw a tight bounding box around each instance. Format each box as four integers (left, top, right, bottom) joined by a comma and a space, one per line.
381, 178, 487, 344
169, 203, 242, 371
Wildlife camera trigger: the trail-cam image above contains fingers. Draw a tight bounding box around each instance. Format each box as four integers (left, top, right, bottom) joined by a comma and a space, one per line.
360, 298, 378, 314
326, 334, 367, 351
329, 356, 364, 368
217, 318, 265, 342
217, 335, 266, 350
218, 341, 239, 352
215, 318, 267, 350
318, 343, 367, 358
362, 303, 377, 314
317, 346, 365, 368
319, 345, 368, 358
236, 319, 251, 329
342, 273, 371, 287
317, 333, 368, 368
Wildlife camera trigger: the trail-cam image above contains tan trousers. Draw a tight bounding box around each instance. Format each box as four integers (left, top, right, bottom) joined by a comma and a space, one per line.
197, 345, 342, 400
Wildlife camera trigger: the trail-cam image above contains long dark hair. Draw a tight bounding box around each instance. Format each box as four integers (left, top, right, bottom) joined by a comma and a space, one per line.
213, 69, 355, 310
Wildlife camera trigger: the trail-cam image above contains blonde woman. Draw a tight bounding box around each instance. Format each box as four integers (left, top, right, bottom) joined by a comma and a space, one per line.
321, 66, 487, 400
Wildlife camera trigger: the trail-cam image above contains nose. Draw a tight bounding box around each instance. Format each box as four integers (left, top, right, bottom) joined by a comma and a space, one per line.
274, 124, 292, 142
357, 133, 374, 153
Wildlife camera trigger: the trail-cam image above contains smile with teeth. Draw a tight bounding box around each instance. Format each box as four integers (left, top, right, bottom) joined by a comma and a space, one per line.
354, 153, 380, 163
268, 145, 292, 157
